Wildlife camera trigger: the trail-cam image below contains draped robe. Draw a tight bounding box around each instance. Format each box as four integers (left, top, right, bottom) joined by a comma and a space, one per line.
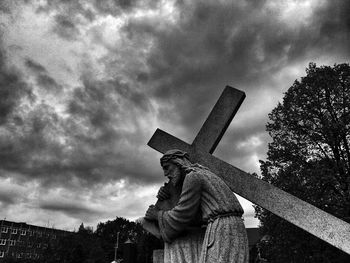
141, 179, 205, 263
158, 165, 249, 263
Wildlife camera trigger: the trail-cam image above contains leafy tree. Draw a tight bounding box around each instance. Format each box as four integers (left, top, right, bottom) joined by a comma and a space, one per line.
255, 63, 350, 262
95, 217, 163, 263
95, 217, 135, 260
135, 231, 163, 263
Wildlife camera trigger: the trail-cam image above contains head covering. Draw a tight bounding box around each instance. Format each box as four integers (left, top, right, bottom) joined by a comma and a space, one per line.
160, 149, 189, 166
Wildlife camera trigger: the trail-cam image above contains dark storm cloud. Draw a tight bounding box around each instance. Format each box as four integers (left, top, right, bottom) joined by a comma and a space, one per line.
33, 0, 162, 41
40, 200, 100, 219
36, 0, 95, 22
306, 1, 350, 54
36, 75, 62, 92
0, 48, 33, 125
90, 0, 162, 17
0, 55, 99, 186
0, 0, 12, 14
36, 0, 138, 17
25, 58, 62, 92
25, 59, 46, 73
34, 1, 95, 41
121, 0, 350, 165
92, 0, 137, 15
2, 0, 350, 192
0, 192, 16, 206
67, 76, 149, 132
0, 183, 26, 209
1, 53, 158, 189
0, 104, 156, 187
64, 76, 159, 184
0, 103, 69, 182
52, 14, 80, 41
130, 1, 348, 98
122, 1, 278, 134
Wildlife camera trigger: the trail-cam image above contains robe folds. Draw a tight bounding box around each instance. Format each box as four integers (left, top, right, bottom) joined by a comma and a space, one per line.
164, 227, 205, 263
158, 165, 249, 263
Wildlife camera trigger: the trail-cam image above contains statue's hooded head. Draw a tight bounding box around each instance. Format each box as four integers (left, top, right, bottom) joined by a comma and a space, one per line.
160, 149, 191, 168
160, 150, 192, 186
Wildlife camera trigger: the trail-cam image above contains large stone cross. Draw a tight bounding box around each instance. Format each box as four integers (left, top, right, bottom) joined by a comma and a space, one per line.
148, 86, 350, 255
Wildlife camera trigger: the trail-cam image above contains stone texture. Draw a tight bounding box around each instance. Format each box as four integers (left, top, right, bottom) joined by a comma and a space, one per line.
192, 86, 245, 154
164, 229, 205, 263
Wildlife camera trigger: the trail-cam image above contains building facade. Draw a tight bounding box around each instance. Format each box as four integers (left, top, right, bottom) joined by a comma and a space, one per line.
0, 220, 70, 261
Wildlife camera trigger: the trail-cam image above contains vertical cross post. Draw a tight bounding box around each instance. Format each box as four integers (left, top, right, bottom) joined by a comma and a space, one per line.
148, 86, 350, 255
192, 87, 245, 153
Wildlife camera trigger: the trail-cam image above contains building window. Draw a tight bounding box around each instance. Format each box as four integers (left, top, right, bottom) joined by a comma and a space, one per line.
28, 230, 32, 236
9, 240, 16, 246
1, 227, 8, 233
0, 251, 4, 258
20, 230, 26, 235
11, 228, 17, 234
0, 239, 6, 245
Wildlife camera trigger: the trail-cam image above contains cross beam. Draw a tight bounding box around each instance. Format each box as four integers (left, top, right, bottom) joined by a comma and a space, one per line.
148, 86, 350, 255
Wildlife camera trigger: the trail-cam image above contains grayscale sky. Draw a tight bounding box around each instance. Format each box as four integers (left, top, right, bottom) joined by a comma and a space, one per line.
0, 0, 349, 231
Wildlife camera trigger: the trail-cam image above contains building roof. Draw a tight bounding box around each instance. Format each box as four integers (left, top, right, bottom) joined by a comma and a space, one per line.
0, 219, 71, 234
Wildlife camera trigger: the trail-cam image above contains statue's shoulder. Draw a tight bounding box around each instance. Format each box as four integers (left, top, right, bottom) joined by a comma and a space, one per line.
185, 169, 206, 182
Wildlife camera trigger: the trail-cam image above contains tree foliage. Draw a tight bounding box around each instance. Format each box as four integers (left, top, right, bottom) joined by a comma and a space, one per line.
255, 63, 350, 262
40, 223, 106, 263
95, 217, 162, 263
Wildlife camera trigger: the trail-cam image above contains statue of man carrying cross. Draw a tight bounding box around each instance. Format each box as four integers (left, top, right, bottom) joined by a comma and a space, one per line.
145, 149, 249, 262
142, 85, 350, 261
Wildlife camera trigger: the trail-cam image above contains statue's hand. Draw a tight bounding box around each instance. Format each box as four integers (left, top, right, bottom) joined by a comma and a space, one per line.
145, 205, 159, 221
156, 186, 170, 201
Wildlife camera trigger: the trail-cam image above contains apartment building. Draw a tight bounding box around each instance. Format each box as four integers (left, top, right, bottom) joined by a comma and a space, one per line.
0, 219, 70, 261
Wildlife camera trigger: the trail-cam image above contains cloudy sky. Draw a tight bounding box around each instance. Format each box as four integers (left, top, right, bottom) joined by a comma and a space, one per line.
0, 0, 349, 231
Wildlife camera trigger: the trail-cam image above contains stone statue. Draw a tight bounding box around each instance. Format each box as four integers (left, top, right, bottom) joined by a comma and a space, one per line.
140, 150, 205, 262
145, 149, 249, 263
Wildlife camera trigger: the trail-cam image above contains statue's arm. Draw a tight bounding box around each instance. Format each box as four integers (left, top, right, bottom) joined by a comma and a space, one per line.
156, 184, 171, 201
157, 173, 202, 242
141, 182, 178, 239
138, 217, 161, 239
155, 182, 181, 211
